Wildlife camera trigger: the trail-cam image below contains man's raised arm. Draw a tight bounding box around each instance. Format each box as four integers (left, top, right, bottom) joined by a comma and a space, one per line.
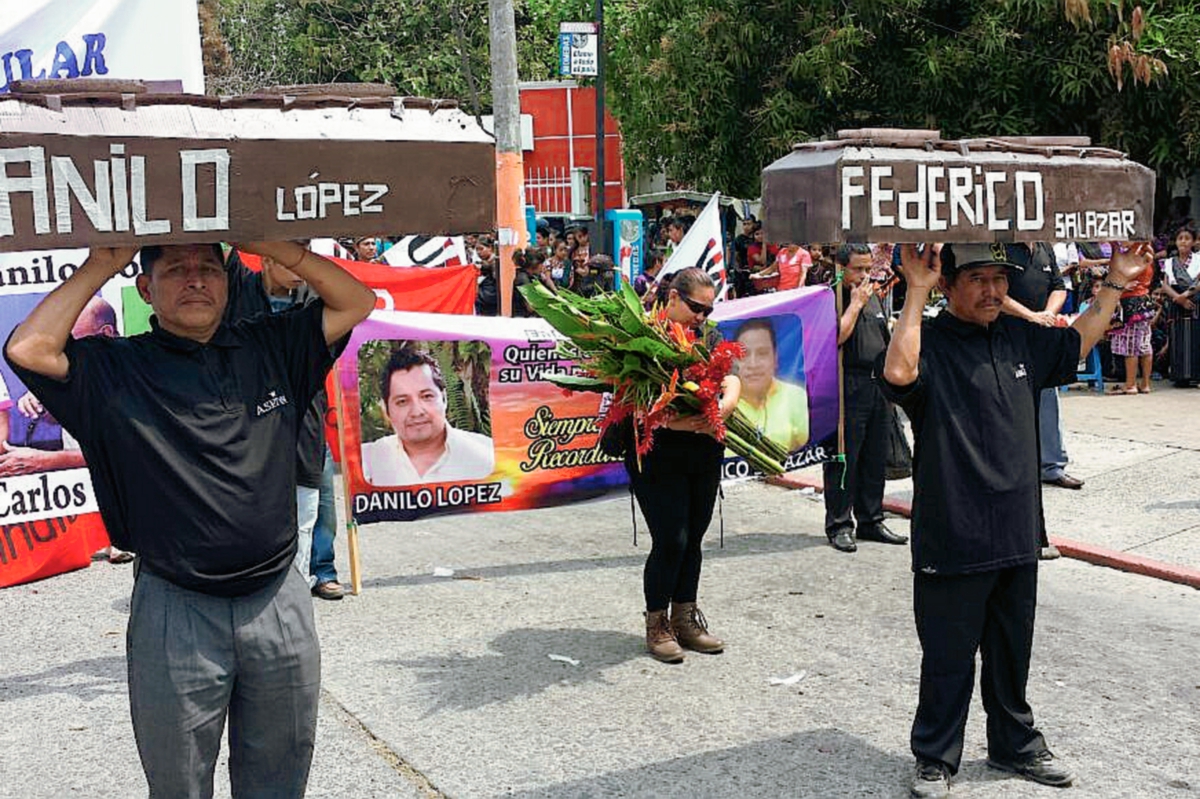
235, 241, 376, 343
883, 245, 941, 387
5, 247, 137, 380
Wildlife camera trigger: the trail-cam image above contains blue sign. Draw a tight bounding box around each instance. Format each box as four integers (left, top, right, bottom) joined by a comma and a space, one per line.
558, 34, 573, 77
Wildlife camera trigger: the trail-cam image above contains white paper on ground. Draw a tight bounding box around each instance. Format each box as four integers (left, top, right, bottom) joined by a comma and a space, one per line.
548, 654, 581, 666
769, 671, 808, 686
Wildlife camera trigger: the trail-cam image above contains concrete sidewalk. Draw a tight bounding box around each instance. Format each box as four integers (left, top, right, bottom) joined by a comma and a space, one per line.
779, 380, 1200, 585
3, 469, 1199, 798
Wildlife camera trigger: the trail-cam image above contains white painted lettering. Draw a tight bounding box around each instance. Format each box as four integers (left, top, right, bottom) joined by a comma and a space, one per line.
1014, 171, 1044, 232
948, 167, 975, 228
870, 166, 894, 227
361, 184, 388, 214
0, 147, 50, 237
275, 187, 295, 221
897, 165, 927, 231
50, 156, 112, 234
130, 156, 170, 235
180, 149, 231, 232
841, 166, 865, 230
985, 171, 1009, 231
294, 185, 318, 220
927, 166, 947, 231
110, 144, 128, 232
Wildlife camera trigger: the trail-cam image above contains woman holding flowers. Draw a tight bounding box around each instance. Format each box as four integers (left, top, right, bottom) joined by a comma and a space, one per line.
628, 267, 741, 663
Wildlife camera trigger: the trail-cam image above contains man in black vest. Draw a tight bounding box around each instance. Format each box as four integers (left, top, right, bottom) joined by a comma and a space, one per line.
823, 244, 908, 552
6, 241, 374, 798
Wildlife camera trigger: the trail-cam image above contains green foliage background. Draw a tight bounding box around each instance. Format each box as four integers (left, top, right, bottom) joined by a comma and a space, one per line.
205, 0, 1200, 198
358, 339, 492, 444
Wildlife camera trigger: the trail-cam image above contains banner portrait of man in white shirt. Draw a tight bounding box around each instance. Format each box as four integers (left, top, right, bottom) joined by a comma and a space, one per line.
361, 346, 495, 486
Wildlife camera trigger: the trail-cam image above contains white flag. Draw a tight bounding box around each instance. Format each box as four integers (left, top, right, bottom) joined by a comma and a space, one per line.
382, 235, 468, 268
658, 193, 727, 299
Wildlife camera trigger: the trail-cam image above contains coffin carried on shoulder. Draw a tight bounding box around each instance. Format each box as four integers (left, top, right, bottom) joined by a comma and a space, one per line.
761, 128, 1155, 244
0, 80, 496, 252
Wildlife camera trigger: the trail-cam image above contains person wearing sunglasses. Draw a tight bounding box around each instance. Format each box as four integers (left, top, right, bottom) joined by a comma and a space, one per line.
626, 267, 741, 663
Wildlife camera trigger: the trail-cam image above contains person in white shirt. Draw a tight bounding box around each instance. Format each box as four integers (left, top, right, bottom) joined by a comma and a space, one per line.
361, 348, 494, 486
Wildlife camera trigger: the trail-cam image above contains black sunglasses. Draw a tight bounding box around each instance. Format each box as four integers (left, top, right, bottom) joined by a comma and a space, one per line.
679, 294, 714, 317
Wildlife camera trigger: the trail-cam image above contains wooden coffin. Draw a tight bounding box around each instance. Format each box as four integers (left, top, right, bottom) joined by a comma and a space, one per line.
761, 129, 1155, 244
0, 81, 496, 252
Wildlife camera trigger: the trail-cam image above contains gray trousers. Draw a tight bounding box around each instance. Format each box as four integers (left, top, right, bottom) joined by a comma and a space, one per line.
127, 565, 321, 799
1038, 388, 1068, 481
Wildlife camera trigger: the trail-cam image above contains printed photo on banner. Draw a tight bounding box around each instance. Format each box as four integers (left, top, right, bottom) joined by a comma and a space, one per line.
717, 314, 810, 459
358, 339, 496, 487
0, 249, 146, 526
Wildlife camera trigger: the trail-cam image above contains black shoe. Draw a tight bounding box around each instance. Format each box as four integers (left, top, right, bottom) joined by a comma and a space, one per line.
1042, 474, 1084, 490
910, 760, 950, 798
828, 530, 857, 552
857, 523, 908, 545
987, 749, 1074, 787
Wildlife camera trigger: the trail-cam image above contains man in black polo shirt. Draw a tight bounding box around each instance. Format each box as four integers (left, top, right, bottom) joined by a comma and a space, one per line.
823, 243, 908, 552
5, 241, 374, 798
881, 241, 1152, 798
224, 244, 347, 600
1001, 243, 1084, 501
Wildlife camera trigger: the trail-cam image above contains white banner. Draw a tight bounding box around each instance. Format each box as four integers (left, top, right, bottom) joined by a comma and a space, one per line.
0, 0, 204, 94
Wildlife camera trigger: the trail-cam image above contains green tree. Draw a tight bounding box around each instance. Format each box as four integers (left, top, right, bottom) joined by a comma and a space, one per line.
207, 1, 1200, 194
606, 0, 1200, 194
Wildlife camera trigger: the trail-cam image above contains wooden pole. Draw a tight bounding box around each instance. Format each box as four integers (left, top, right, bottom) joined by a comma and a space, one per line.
330, 363, 363, 595
835, 263, 847, 474
593, 0, 608, 257
489, 0, 528, 317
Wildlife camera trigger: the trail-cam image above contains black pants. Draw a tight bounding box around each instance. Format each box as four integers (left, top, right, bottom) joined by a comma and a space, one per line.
626, 431, 722, 613
911, 564, 1046, 774
823, 374, 887, 537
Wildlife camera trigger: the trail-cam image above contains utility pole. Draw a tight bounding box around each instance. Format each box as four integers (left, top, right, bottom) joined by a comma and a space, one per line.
489, 0, 527, 317
593, 0, 608, 257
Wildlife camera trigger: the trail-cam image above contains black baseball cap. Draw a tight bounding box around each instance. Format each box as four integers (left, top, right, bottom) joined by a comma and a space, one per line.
939, 243, 1019, 279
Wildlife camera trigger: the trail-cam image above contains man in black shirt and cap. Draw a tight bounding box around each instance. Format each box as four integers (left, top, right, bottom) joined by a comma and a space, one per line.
5, 241, 375, 798
823, 243, 908, 552
881, 241, 1153, 798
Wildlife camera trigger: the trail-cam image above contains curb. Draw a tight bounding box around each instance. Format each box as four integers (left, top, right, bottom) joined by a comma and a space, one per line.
769, 473, 1200, 590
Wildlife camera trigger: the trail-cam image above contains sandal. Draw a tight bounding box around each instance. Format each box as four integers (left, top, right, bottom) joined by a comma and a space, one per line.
1137, 384, 1152, 394
1115, 386, 1140, 395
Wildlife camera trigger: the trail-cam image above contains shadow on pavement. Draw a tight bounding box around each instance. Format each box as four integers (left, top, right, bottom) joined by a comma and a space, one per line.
0, 655, 125, 703
362, 532, 827, 591
503, 728, 912, 798
384, 627, 644, 717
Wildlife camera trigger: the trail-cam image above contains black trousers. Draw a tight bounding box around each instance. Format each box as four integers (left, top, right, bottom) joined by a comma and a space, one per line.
626, 432, 722, 613
911, 564, 1046, 774
823, 373, 888, 537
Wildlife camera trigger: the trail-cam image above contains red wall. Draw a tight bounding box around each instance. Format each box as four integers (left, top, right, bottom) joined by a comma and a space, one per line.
520, 83, 626, 213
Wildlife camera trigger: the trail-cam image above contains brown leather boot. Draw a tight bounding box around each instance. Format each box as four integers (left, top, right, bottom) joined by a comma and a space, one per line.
644, 610, 685, 663
670, 602, 725, 653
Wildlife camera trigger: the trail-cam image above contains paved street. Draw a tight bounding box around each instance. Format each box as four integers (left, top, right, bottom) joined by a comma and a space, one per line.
1, 383, 1198, 798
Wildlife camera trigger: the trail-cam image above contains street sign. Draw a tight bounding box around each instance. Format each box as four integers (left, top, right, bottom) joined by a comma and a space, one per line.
558, 22, 598, 77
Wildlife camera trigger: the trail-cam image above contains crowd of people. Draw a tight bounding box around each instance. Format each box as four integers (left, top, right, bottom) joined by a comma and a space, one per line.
10, 204, 1193, 798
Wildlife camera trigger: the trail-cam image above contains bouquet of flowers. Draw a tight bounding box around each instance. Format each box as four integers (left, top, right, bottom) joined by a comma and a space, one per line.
518, 281, 790, 474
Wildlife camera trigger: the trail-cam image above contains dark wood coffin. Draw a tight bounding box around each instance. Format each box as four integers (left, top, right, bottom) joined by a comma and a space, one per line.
0, 81, 496, 251
762, 129, 1155, 244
